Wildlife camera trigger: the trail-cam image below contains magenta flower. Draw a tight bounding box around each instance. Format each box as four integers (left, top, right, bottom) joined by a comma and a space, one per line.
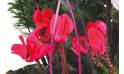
50, 14, 74, 43
72, 36, 88, 55
33, 4, 54, 29
11, 32, 51, 62
72, 21, 107, 56
87, 21, 107, 56
33, 5, 54, 43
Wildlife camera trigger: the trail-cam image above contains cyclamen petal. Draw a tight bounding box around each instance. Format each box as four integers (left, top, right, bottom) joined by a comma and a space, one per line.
87, 21, 107, 56
33, 6, 54, 43
95, 21, 107, 36
33, 6, 54, 29
11, 31, 51, 62
19, 35, 26, 46
37, 44, 51, 59
33, 8, 45, 29
43, 8, 54, 25
27, 32, 39, 46
11, 44, 27, 60
50, 14, 74, 43
72, 36, 88, 56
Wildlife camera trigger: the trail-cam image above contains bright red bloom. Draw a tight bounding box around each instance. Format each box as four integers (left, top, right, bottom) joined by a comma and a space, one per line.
72, 36, 88, 55
50, 14, 74, 43
87, 21, 107, 56
34, 27, 51, 43
72, 21, 107, 56
33, 5, 54, 43
11, 32, 51, 62
33, 5, 54, 29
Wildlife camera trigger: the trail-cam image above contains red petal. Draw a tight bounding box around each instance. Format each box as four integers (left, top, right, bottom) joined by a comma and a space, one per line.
11, 44, 27, 60
50, 14, 74, 43
62, 14, 74, 34
87, 21, 95, 30
27, 32, 39, 46
87, 23, 106, 55
95, 21, 107, 36
33, 8, 45, 29
50, 15, 60, 34
37, 44, 51, 59
72, 36, 88, 56
19, 35, 26, 46
44, 8, 54, 22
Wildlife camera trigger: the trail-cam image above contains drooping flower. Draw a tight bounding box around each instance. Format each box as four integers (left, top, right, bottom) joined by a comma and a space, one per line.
72, 36, 88, 55
72, 21, 107, 56
33, 4, 54, 29
11, 32, 51, 62
33, 4, 54, 43
86, 21, 107, 56
50, 14, 74, 43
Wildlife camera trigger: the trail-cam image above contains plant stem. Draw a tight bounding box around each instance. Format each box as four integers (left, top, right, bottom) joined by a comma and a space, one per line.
61, 44, 68, 74
50, 0, 62, 74
66, 0, 82, 74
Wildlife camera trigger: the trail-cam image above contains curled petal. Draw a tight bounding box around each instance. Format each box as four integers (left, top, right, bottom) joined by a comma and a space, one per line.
44, 8, 54, 24
27, 32, 39, 46
61, 14, 74, 34
87, 21, 107, 56
19, 35, 26, 46
37, 44, 51, 59
72, 36, 88, 56
50, 14, 74, 43
33, 8, 46, 29
95, 21, 107, 36
11, 44, 27, 60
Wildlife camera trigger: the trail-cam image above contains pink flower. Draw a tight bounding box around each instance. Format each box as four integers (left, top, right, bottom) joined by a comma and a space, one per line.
72, 21, 107, 56
11, 32, 51, 62
33, 4, 54, 29
50, 14, 74, 43
87, 21, 107, 56
33, 5, 54, 43
72, 36, 88, 55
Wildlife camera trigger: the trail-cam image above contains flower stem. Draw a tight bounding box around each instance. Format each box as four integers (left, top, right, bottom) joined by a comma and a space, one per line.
66, 0, 82, 74
50, 0, 62, 74
61, 44, 68, 74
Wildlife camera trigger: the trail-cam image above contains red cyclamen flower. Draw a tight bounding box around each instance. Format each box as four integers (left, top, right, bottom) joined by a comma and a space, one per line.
33, 5, 54, 29
33, 4, 54, 43
72, 36, 88, 55
11, 32, 51, 62
87, 21, 107, 56
50, 14, 74, 43
72, 21, 107, 56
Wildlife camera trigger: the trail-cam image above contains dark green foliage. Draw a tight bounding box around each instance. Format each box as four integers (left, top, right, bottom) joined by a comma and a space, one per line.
8, 0, 35, 32
8, 0, 57, 32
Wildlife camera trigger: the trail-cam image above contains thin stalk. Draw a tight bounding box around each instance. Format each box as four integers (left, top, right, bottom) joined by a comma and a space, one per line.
57, 48, 62, 74
61, 44, 68, 74
74, 1, 96, 74
49, 0, 62, 74
14, 25, 27, 38
66, 0, 82, 74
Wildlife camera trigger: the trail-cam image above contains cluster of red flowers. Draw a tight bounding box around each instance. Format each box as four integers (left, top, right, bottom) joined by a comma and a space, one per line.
72, 21, 107, 56
11, 2, 107, 74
